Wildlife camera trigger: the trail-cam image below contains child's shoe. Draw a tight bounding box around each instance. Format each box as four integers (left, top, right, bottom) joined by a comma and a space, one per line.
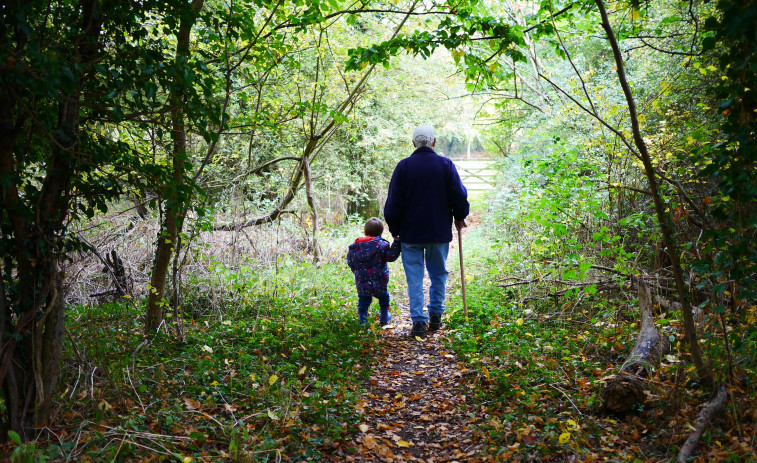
358, 311, 369, 326
380, 312, 392, 326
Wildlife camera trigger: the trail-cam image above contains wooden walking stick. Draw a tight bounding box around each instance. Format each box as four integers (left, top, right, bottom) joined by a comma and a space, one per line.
457, 225, 468, 319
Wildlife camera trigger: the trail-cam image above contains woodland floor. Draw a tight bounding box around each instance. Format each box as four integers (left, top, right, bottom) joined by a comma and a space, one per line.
332, 217, 756, 463
1, 217, 755, 462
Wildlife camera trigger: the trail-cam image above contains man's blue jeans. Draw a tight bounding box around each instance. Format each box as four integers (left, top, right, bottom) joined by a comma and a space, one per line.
357, 292, 391, 325
401, 242, 449, 323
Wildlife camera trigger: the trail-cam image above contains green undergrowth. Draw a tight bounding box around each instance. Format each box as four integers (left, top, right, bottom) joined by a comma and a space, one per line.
47, 259, 377, 462
442, 221, 754, 462
445, 276, 638, 460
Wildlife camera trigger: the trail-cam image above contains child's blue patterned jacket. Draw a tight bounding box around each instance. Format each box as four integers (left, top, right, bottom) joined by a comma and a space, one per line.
347, 236, 401, 296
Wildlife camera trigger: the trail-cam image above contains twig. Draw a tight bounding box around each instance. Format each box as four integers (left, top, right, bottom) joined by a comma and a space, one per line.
125, 366, 147, 413
103, 426, 193, 442
498, 278, 542, 289
182, 409, 225, 427
550, 383, 585, 416
65, 328, 86, 364
70, 364, 82, 399
89, 367, 97, 399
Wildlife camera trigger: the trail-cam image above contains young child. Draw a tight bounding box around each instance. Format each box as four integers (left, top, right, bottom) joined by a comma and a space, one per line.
347, 217, 401, 326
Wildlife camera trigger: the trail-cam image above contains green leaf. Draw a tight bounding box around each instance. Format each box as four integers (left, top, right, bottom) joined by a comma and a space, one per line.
8, 430, 22, 445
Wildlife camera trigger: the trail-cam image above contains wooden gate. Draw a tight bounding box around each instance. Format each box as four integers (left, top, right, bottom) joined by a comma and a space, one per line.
453, 159, 497, 193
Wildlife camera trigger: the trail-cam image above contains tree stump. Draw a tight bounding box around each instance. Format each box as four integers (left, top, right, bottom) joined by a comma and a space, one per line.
601, 282, 668, 413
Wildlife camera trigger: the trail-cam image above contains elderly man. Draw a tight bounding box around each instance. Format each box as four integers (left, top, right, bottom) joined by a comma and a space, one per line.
384, 125, 469, 337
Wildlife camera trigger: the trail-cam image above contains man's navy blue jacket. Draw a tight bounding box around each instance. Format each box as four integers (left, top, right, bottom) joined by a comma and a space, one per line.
384, 146, 469, 244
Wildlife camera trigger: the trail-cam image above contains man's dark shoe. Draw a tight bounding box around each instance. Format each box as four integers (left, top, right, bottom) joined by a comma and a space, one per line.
410, 321, 427, 337
429, 313, 443, 331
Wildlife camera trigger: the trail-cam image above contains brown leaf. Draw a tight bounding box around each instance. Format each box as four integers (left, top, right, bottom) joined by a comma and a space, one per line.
362, 433, 377, 450
183, 397, 200, 410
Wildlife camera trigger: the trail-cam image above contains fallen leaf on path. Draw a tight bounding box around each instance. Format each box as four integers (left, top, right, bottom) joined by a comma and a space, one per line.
362, 433, 377, 449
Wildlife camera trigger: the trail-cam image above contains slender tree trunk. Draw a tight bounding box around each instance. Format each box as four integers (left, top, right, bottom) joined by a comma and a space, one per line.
146, 0, 204, 333
595, 0, 710, 384
302, 153, 322, 262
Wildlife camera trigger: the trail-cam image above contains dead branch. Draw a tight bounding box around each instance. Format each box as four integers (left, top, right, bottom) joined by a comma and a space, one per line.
249, 156, 301, 176
677, 383, 728, 462
78, 235, 131, 299
519, 280, 619, 303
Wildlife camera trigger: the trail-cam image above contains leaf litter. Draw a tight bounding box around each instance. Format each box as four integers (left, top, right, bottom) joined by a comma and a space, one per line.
338, 298, 488, 462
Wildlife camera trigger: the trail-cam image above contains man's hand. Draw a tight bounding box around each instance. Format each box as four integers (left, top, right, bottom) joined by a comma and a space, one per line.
455, 219, 467, 231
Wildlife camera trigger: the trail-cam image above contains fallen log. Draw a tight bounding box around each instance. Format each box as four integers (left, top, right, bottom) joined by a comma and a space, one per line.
601, 281, 669, 413
678, 383, 728, 462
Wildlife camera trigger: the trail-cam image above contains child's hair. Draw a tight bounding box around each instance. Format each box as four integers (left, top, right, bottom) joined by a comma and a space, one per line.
364, 217, 384, 237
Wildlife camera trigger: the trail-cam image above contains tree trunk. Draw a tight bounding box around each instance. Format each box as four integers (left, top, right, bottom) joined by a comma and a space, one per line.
601, 282, 668, 413
33, 275, 65, 426
302, 153, 322, 262
595, 0, 710, 386
145, 0, 204, 333
0, 0, 102, 436
146, 202, 180, 332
